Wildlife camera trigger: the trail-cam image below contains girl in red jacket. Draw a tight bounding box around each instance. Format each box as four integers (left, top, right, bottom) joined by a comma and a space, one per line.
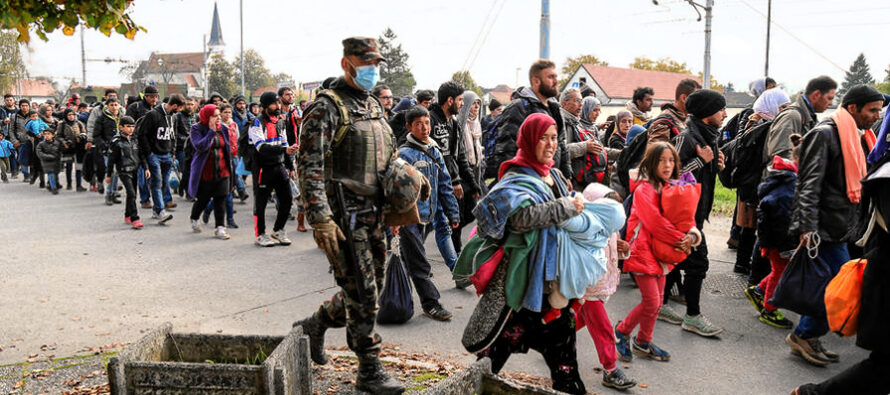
615, 142, 698, 363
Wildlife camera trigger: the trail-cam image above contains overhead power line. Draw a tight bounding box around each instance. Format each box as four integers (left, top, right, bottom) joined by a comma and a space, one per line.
738, 0, 846, 73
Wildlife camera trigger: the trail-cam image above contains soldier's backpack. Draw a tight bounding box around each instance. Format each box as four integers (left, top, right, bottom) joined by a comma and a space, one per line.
718, 106, 808, 189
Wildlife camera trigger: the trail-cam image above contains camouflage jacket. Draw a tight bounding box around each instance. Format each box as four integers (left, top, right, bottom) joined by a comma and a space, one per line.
298, 77, 394, 225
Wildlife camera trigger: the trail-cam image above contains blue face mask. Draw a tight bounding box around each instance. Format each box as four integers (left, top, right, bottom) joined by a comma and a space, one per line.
350, 62, 380, 91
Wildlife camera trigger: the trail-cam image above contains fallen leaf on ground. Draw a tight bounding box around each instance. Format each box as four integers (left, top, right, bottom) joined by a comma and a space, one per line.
640, 383, 649, 388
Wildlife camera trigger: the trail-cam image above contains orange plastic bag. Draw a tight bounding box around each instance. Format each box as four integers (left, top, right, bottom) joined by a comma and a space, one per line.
825, 259, 867, 337
652, 182, 701, 264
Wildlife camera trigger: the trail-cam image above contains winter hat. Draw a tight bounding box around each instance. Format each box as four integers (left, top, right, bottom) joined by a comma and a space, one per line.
143, 85, 159, 95
685, 89, 726, 119
488, 98, 502, 112
120, 116, 136, 126
841, 85, 884, 108
63, 108, 76, 117
199, 104, 217, 126
231, 95, 246, 105
260, 92, 279, 108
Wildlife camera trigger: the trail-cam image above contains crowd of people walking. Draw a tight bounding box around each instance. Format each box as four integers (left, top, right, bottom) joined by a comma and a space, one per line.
2, 36, 889, 395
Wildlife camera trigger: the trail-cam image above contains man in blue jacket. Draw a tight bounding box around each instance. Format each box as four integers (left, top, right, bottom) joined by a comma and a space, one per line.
396, 105, 460, 321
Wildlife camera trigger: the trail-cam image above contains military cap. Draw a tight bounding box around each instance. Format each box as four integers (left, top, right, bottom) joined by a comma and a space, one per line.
382, 157, 430, 227
342, 37, 386, 62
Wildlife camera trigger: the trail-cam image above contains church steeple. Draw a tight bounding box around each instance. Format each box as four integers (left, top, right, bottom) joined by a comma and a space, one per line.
208, 2, 225, 53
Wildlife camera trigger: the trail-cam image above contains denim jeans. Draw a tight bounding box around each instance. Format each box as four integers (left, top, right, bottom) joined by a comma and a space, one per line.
147, 153, 173, 214
793, 242, 850, 339
137, 166, 150, 203
47, 172, 57, 190
432, 210, 458, 270
17, 142, 30, 177
103, 155, 118, 196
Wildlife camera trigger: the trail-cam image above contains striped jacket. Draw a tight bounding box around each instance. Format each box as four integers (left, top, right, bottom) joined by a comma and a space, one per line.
247, 113, 293, 170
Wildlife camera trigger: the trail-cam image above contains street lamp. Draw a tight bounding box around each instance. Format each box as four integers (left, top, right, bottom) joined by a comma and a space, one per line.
652, 0, 713, 88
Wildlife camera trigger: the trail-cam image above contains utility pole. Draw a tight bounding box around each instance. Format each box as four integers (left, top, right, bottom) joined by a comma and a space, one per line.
240, 0, 245, 97
703, 0, 713, 89
80, 24, 87, 86
539, 0, 550, 59
765, 0, 771, 77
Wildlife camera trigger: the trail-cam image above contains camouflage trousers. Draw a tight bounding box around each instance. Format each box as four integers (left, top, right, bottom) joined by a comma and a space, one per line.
314, 194, 387, 355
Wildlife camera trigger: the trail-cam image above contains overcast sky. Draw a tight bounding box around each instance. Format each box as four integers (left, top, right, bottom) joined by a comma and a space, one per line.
20, 0, 890, 95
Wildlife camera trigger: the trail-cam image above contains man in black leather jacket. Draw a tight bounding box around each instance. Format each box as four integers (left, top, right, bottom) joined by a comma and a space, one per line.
785, 85, 884, 367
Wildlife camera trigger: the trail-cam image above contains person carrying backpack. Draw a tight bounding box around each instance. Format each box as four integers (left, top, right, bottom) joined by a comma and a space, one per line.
731, 88, 791, 276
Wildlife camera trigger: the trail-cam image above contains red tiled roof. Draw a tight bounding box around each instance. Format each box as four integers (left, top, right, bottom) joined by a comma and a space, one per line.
252, 86, 276, 97
9, 79, 56, 97
144, 52, 204, 73
185, 74, 199, 87
581, 65, 700, 102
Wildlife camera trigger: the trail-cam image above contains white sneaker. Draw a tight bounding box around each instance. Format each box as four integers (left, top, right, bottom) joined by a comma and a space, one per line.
256, 233, 275, 247
271, 229, 292, 245
214, 226, 230, 240
191, 219, 203, 233
152, 210, 173, 225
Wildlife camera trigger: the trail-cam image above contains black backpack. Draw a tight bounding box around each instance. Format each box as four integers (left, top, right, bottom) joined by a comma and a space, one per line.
614, 116, 678, 196
238, 118, 256, 171
481, 98, 529, 180
718, 106, 808, 189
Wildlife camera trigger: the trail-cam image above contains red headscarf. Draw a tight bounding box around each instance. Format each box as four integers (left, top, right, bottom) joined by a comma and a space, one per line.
498, 113, 557, 179
199, 104, 217, 127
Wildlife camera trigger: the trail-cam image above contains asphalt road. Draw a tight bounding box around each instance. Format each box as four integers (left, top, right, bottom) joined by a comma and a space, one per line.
0, 180, 868, 394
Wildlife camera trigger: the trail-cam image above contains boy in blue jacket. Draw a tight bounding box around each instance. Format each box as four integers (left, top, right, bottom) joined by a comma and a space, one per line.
397, 105, 460, 322
0, 133, 14, 182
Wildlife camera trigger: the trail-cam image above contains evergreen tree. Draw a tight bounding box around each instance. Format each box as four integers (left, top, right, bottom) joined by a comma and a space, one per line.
839, 53, 875, 97
377, 28, 416, 97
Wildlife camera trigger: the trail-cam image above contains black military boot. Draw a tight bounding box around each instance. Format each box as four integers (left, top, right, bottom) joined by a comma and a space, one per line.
355, 352, 405, 394
293, 315, 329, 365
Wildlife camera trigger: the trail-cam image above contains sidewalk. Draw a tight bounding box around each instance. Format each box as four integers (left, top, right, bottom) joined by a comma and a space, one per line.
0, 181, 868, 394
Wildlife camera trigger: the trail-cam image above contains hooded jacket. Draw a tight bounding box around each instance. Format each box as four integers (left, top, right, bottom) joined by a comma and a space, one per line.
428, 103, 481, 194
10, 110, 31, 145
757, 156, 798, 251
36, 138, 62, 172
672, 115, 721, 227
791, 118, 863, 243
126, 98, 153, 121
136, 104, 176, 157
764, 94, 817, 165
487, 87, 571, 180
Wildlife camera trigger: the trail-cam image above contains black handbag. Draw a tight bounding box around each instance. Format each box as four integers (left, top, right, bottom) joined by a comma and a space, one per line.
768, 237, 832, 318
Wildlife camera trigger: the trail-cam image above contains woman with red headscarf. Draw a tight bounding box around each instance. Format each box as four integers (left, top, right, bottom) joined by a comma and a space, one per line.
454, 113, 587, 394
188, 104, 235, 239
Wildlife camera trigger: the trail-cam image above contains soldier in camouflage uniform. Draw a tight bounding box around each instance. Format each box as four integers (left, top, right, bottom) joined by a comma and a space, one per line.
293, 37, 405, 394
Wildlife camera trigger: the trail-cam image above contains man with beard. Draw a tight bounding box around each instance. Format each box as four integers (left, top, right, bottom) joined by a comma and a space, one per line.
231, 95, 254, 131
174, 96, 200, 199
670, 89, 727, 338
428, 81, 481, 280
486, 59, 571, 180
126, 86, 159, 121
9, 100, 32, 181
137, 93, 184, 221
627, 87, 654, 126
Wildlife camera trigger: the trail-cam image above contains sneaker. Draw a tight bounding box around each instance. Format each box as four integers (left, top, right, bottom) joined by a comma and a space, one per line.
759, 309, 794, 329
76, 185, 87, 192
785, 333, 829, 366
51, 188, 59, 195
632, 338, 671, 361
227, 218, 239, 229
191, 219, 203, 233
112, 195, 122, 204
602, 368, 637, 391
141, 202, 152, 209
66, 184, 72, 190
238, 190, 249, 202
614, 323, 632, 362
808, 338, 840, 363
214, 227, 230, 240
745, 285, 765, 313
131, 219, 144, 229
105, 195, 115, 206
124, 217, 133, 225
96, 184, 103, 193
152, 210, 173, 225
90, 184, 97, 192
256, 233, 276, 247
682, 314, 724, 337
657, 305, 683, 325
201, 210, 210, 224
423, 304, 452, 321
271, 229, 292, 245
